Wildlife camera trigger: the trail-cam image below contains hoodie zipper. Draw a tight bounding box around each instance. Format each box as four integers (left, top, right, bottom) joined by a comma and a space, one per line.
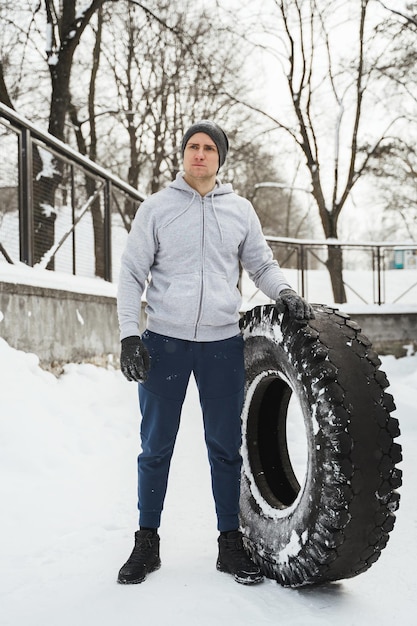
194, 196, 206, 339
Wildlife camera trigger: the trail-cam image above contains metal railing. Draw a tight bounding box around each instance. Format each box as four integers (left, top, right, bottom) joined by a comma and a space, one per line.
1, 103, 416, 304
0, 103, 145, 282
265, 236, 417, 306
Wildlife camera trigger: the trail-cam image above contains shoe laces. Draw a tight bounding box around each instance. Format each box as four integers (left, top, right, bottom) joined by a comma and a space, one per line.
224, 535, 254, 566
128, 535, 157, 563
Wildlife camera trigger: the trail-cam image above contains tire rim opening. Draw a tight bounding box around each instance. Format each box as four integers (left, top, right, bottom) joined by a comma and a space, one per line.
246, 375, 308, 509
286, 392, 308, 490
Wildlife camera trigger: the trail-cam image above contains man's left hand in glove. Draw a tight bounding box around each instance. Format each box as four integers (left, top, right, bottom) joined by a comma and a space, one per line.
276, 288, 315, 321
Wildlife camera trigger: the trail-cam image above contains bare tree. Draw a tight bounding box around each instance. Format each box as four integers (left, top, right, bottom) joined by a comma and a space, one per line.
361, 1, 417, 241
98, 0, 257, 196
0, 0, 297, 270
2, 1, 242, 263
68, 6, 107, 277
228, 0, 409, 302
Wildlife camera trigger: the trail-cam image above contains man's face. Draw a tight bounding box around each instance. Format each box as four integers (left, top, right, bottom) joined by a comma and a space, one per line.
183, 132, 219, 184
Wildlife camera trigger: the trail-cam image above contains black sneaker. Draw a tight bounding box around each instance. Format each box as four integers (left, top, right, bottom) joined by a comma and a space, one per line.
216, 530, 264, 585
117, 530, 161, 584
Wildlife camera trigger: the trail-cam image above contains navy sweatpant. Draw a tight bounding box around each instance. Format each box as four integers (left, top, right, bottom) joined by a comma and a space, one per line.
137, 330, 245, 532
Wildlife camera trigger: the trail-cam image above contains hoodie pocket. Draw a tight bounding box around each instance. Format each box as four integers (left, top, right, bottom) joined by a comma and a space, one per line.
199, 272, 241, 326
161, 273, 200, 324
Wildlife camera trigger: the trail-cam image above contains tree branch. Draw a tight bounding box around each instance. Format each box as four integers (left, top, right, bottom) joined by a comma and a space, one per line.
334, 0, 368, 220
377, 1, 417, 28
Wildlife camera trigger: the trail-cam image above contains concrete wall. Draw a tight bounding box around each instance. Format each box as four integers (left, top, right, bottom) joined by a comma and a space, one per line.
1, 282, 415, 371
343, 310, 417, 357
0, 281, 146, 371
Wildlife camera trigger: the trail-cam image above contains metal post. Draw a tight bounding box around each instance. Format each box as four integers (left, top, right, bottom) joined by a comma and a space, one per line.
71, 164, 76, 275
376, 245, 382, 306
299, 242, 306, 298
19, 127, 34, 265
103, 179, 112, 282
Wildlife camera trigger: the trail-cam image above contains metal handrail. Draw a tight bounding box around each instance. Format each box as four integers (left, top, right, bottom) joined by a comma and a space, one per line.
0, 103, 146, 281
265, 236, 417, 305
0, 103, 146, 200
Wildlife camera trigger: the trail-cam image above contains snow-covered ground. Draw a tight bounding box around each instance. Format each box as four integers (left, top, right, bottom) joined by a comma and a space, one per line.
0, 336, 416, 626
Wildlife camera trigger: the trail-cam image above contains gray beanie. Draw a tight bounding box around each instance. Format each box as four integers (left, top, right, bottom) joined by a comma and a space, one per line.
181, 120, 229, 170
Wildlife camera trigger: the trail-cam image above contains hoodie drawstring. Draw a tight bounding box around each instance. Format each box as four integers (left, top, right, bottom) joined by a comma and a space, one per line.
160, 192, 197, 230
210, 194, 224, 243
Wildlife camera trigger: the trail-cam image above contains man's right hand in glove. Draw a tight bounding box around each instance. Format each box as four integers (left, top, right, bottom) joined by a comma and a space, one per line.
120, 336, 150, 382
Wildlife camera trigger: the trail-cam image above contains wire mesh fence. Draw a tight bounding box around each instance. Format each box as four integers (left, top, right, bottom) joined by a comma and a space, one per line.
0, 122, 19, 264
0, 104, 144, 282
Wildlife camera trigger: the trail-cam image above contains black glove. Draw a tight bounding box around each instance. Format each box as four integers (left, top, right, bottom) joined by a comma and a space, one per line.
276, 289, 315, 321
120, 336, 150, 382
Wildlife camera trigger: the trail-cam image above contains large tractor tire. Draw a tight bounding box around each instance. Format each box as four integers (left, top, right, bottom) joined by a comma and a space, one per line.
239, 303, 402, 587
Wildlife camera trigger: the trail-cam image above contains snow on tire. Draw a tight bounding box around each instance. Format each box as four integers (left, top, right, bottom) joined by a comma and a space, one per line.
239, 303, 402, 588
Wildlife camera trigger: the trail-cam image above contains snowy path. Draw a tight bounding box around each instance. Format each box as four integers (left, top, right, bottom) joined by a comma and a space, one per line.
1, 339, 416, 626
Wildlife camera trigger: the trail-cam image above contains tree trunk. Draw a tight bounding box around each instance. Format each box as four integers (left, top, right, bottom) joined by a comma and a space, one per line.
86, 177, 105, 279
326, 245, 346, 304
33, 0, 105, 270
86, 6, 105, 279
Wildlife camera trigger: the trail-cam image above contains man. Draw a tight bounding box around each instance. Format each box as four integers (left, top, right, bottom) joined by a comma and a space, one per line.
116, 120, 314, 586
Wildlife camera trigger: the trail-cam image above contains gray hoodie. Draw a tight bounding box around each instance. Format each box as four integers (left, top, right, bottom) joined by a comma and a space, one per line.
117, 173, 292, 342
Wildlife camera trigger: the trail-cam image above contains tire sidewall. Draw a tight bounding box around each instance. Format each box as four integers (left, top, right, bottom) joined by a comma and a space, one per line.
240, 331, 323, 573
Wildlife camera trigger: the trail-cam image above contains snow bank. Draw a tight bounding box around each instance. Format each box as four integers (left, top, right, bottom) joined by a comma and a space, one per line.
1, 339, 416, 625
